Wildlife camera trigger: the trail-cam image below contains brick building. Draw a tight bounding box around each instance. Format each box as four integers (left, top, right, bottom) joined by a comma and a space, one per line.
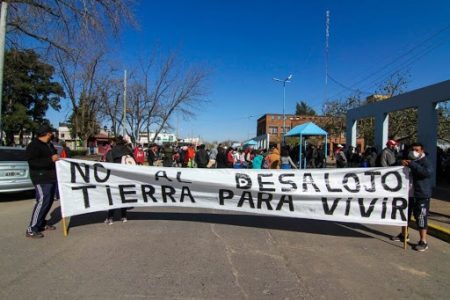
256, 114, 364, 155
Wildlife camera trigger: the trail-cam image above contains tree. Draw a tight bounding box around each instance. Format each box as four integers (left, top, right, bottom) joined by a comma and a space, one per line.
54, 49, 107, 146
2, 49, 64, 145
295, 101, 316, 116
375, 73, 417, 143
6, 0, 135, 53
322, 93, 361, 143
99, 50, 209, 143
437, 102, 450, 143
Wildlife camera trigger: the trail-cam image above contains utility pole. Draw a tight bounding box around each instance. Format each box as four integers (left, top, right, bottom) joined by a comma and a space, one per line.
325, 10, 330, 102
0, 2, 8, 144
273, 75, 293, 145
122, 69, 127, 136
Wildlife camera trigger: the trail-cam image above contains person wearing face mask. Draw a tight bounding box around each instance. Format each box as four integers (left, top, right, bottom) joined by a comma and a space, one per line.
379, 139, 399, 167
25, 125, 59, 238
391, 142, 432, 252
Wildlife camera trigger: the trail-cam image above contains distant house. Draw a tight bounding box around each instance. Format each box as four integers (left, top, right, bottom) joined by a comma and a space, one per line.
138, 132, 177, 146
57, 123, 81, 149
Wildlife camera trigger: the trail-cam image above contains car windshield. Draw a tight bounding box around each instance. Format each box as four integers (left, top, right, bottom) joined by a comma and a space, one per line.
0, 147, 27, 161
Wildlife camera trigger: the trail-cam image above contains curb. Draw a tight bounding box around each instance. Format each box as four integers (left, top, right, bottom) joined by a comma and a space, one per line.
427, 222, 450, 243
410, 217, 450, 243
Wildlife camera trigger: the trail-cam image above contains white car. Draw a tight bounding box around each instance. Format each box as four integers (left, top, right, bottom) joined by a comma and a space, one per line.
0, 147, 34, 193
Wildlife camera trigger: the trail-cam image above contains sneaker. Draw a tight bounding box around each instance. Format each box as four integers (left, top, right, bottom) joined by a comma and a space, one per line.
104, 218, 113, 225
391, 233, 409, 242
42, 225, 56, 231
26, 230, 44, 238
121, 218, 128, 223
414, 241, 428, 252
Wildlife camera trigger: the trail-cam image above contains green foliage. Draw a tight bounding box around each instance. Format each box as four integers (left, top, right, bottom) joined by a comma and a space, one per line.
322, 93, 361, 140
322, 73, 450, 146
437, 102, 450, 142
2, 49, 65, 144
295, 101, 316, 116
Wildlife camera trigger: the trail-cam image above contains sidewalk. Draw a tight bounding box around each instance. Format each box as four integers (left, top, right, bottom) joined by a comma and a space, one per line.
425, 186, 450, 242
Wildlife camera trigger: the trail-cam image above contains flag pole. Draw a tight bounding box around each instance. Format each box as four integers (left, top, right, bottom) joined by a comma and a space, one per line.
62, 217, 68, 237
403, 226, 408, 250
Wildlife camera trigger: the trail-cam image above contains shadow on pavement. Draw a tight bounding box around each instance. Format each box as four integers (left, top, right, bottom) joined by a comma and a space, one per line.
48, 206, 62, 226
0, 190, 35, 202
62, 209, 382, 239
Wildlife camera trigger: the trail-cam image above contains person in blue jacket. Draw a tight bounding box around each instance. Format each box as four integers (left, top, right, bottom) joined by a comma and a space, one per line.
391, 142, 432, 252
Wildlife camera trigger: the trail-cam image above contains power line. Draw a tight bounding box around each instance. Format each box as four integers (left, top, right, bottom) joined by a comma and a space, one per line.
327, 74, 372, 94
326, 23, 450, 100
359, 35, 450, 93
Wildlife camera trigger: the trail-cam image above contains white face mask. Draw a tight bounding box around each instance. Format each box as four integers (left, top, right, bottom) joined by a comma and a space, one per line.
408, 150, 420, 160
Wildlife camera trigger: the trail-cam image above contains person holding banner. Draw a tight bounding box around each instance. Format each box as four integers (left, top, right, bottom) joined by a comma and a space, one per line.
105, 136, 133, 224
392, 142, 432, 252
25, 125, 59, 238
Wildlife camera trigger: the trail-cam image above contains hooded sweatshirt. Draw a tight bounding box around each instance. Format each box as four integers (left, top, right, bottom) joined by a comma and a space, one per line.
265, 148, 280, 169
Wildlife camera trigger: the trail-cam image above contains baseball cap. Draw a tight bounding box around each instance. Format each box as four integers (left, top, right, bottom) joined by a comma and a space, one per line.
386, 139, 398, 146
337, 144, 344, 148
36, 125, 55, 137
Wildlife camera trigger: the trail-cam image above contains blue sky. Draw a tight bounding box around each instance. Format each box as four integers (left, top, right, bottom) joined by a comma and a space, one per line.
48, 0, 450, 142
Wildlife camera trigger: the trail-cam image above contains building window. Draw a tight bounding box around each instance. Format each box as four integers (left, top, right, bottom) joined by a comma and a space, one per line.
271, 115, 274, 120
269, 126, 278, 134
61, 133, 65, 138
277, 115, 281, 120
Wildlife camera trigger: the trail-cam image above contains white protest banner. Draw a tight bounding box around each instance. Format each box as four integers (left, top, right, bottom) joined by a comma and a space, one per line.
56, 159, 409, 226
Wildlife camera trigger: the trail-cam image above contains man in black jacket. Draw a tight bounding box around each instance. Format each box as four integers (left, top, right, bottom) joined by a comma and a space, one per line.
195, 144, 209, 168
392, 142, 433, 252
26, 125, 59, 238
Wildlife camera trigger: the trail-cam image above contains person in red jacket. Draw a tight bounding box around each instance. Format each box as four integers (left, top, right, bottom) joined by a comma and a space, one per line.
133, 144, 145, 165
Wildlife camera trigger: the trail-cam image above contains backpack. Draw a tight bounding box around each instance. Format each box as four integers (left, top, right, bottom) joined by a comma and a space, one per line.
121, 155, 136, 165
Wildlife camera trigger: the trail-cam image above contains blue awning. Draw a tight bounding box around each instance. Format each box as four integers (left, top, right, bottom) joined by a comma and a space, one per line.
243, 139, 258, 146
285, 122, 327, 136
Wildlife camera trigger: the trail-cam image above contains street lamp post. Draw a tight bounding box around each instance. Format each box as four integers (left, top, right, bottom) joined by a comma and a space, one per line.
273, 74, 293, 145
103, 125, 109, 141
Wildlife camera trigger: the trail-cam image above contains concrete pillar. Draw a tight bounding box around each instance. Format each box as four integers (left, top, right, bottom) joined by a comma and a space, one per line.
375, 112, 389, 152
418, 103, 438, 186
346, 118, 357, 148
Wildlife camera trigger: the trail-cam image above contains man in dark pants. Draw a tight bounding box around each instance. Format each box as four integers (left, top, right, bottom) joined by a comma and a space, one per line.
26, 125, 59, 238
391, 142, 432, 251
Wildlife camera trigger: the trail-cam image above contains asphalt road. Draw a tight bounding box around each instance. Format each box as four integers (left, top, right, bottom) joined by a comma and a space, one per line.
1, 192, 449, 299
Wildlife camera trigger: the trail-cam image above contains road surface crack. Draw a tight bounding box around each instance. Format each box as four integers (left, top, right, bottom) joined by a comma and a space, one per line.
210, 224, 248, 299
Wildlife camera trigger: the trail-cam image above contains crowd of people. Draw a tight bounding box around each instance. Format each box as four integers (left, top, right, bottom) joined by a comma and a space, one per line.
105, 143, 303, 170
24, 124, 436, 251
